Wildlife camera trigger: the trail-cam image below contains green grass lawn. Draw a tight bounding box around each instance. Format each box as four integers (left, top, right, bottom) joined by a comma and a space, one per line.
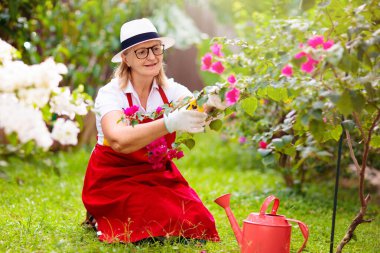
0, 133, 379, 252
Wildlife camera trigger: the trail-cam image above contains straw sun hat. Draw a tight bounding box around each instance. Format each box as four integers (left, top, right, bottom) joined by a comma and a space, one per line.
111, 18, 175, 63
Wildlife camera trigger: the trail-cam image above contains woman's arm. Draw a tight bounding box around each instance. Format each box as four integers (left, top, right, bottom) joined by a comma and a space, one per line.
102, 109, 207, 154
101, 110, 168, 154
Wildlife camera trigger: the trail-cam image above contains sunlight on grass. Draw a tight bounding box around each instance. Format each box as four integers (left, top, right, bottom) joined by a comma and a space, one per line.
0, 133, 379, 252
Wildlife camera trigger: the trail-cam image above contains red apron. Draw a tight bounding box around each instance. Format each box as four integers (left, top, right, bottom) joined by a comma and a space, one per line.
82, 86, 220, 243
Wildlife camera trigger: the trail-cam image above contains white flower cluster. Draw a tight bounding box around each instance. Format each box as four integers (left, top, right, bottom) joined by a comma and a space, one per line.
0, 39, 17, 63
0, 39, 91, 150
0, 94, 53, 149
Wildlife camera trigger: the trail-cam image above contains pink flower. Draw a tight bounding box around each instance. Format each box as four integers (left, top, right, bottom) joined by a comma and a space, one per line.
167, 148, 184, 160
301, 56, 319, 73
210, 61, 225, 74
201, 53, 213, 70
259, 141, 268, 149
225, 87, 240, 105
238, 136, 247, 144
308, 35, 325, 49
308, 35, 334, 50
176, 150, 184, 159
146, 137, 184, 170
123, 105, 139, 116
210, 43, 223, 57
281, 65, 293, 77
227, 74, 236, 85
295, 51, 307, 59
323, 40, 334, 50
155, 106, 163, 114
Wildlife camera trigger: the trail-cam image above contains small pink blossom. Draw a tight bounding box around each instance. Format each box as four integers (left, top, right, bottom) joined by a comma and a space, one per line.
259, 141, 268, 149
281, 65, 293, 77
323, 117, 327, 123
167, 149, 184, 160
308, 35, 325, 49
155, 106, 163, 114
123, 105, 139, 116
201, 53, 213, 70
210, 61, 225, 74
210, 43, 223, 57
225, 87, 240, 105
227, 74, 236, 85
238, 136, 247, 144
295, 51, 308, 59
301, 56, 319, 73
323, 40, 334, 50
146, 137, 184, 170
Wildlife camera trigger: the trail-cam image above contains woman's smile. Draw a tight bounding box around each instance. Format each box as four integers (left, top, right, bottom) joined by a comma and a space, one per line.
144, 63, 158, 67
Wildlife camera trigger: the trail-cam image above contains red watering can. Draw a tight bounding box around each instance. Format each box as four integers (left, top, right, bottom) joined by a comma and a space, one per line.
215, 194, 309, 253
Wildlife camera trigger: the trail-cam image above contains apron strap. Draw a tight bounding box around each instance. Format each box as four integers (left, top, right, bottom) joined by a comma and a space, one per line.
124, 85, 169, 107
126, 93, 133, 107
157, 86, 169, 104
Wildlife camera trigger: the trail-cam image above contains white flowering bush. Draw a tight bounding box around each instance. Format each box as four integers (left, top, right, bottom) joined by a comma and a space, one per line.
0, 38, 92, 155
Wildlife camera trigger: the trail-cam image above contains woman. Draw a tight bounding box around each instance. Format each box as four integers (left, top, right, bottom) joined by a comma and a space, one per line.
82, 18, 220, 244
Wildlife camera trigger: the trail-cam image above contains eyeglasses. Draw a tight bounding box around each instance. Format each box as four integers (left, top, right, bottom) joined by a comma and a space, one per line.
134, 44, 165, 59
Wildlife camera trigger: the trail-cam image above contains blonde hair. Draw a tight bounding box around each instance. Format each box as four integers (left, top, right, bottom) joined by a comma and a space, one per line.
114, 53, 169, 90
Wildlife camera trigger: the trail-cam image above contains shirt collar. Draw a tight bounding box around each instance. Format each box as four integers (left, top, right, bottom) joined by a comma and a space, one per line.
122, 79, 159, 94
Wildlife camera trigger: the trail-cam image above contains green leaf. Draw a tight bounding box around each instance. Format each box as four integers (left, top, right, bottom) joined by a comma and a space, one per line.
300, 0, 316, 11
183, 138, 196, 150
281, 135, 293, 145
370, 135, 380, 148
309, 119, 324, 141
330, 125, 343, 141
258, 148, 272, 157
335, 90, 366, 116
257, 87, 267, 97
341, 120, 356, 132
272, 138, 285, 149
267, 87, 288, 102
283, 146, 296, 157
338, 53, 359, 74
240, 97, 258, 116
351, 91, 366, 113
209, 119, 223, 131
131, 119, 139, 127
336, 90, 354, 116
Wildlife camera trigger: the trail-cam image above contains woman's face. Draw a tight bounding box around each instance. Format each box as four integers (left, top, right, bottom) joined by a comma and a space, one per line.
123, 40, 164, 78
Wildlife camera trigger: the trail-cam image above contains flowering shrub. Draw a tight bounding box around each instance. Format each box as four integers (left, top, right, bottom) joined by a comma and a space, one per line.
0, 39, 92, 155
198, 1, 379, 251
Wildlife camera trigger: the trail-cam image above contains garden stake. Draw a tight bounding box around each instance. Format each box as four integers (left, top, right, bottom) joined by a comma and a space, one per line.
329, 125, 344, 253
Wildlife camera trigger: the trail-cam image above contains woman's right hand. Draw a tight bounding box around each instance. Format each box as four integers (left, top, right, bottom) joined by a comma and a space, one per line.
164, 109, 207, 133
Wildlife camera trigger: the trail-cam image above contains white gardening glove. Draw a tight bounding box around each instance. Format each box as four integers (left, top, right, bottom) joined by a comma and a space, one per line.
206, 94, 227, 110
164, 109, 207, 133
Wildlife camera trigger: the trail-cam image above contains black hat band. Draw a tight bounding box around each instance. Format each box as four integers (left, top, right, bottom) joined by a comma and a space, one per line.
120, 32, 159, 51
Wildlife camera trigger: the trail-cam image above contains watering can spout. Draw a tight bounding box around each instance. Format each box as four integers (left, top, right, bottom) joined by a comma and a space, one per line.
214, 193, 243, 246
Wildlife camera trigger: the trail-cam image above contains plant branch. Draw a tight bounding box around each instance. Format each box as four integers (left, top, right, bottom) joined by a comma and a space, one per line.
325, 9, 335, 37
359, 110, 380, 205
336, 110, 379, 252
345, 130, 361, 174
352, 112, 367, 143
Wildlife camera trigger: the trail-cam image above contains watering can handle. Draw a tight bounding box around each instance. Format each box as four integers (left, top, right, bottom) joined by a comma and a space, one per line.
287, 218, 309, 253
259, 195, 280, 215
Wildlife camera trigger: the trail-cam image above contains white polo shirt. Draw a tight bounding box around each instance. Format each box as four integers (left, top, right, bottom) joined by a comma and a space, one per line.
94, 77, 193, 145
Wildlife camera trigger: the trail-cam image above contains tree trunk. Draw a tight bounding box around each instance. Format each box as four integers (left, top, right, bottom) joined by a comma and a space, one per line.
336, 195, 373, 252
